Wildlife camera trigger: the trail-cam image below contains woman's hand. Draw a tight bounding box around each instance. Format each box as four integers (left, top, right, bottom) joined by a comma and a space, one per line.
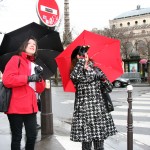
84, 53, 89, 69
77, 53, 89, 69
84, 53, 89, 64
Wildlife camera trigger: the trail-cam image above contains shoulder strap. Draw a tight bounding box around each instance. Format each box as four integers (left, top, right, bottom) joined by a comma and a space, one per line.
18, 57, 21, 68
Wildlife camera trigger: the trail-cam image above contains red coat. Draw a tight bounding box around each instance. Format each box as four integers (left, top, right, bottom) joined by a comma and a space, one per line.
2, 52, 45, 114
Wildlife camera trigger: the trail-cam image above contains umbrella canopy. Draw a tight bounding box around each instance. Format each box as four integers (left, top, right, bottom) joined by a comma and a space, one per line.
0, 50, 60, 79
139, 59, 147, 64
0, 22, 51, 55
0, 22, 63, 79
56, 30, 123, 92
36, 50, 60, 79
38, 32, 63, 52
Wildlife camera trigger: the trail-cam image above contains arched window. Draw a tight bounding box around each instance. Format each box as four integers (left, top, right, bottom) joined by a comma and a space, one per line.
143, 20, 146, 24
135, 21, 138, 25
127, 22, 130, 26
120, 23, 123, 27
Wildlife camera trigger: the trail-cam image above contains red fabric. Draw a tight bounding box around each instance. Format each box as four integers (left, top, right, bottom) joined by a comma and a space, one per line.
27, 55, 35, 62
2, 52, 45, 114
56, 30, 123, 92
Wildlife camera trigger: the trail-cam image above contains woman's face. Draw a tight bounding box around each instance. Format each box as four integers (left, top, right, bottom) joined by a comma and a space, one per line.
25, 39, 37, 56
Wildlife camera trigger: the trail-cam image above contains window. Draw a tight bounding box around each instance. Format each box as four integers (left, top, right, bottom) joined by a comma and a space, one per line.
120, 23, 123, 27
143, 20, 146, 23
127, 22, 130, 26
135, 21, 138, 25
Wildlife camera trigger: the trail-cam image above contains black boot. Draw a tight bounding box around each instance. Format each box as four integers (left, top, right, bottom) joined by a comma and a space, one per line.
93, 140, 104, 150
82, 141, 92, 150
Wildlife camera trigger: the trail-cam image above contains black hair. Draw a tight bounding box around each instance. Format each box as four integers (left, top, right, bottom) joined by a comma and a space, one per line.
71, 45, 90, 60
17, 36, 38, 57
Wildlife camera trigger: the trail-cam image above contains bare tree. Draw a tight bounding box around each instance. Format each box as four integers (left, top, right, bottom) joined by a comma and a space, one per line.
96, 27, 134, 59
143, 38, 150, 83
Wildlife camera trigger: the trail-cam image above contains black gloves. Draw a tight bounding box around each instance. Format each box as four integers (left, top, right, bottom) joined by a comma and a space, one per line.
34, 65, 43, 75
94, 67, 105, 80
28, 65, 43, 82
28, 74, 42, 82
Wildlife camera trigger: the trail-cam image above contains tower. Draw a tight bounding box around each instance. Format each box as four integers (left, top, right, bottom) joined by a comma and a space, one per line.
63, 0, 72, 45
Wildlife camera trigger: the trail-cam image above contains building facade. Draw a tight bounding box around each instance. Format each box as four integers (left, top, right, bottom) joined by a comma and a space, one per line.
109, 5, 150, 80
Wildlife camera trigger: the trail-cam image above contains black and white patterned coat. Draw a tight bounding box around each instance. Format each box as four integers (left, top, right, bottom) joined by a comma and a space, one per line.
70, 58, 117, 142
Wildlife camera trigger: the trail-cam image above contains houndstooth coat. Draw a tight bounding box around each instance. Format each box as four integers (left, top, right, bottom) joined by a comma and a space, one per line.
70, 59, 117, 142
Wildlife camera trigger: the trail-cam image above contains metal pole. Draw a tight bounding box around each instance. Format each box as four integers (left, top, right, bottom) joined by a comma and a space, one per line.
127, 85, 133, 150
147, 61, 150, 84
41, 79, 53, 137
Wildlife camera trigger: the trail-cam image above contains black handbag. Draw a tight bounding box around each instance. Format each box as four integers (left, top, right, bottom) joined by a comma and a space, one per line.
102, 92, 114, 112
37, 94, 42, 111
100, 80, 113, 93
0, 82, 12, 112
94, 67, 113, 93
37, 98, 41, 112
0, 57, 20, 112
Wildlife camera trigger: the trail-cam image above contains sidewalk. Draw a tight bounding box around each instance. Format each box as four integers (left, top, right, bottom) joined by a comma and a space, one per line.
33, 81, 150, 150
0, 82, 149, 150
0, 113, 149, 150
33, 118, 150, 150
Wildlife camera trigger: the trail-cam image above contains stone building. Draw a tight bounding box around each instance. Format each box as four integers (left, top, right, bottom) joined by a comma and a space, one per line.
109, 5, 150, 79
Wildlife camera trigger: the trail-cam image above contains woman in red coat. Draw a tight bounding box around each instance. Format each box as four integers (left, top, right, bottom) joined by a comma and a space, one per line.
2, 37, 45, 150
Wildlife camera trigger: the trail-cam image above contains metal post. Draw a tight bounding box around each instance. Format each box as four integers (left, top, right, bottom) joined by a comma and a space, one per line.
127, 85, 133, 150
147, 61, 150, 84
41, 79, 53, 137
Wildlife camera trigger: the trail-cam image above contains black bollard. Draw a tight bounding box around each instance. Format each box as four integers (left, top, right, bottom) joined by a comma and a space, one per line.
41, 79, 53, 137
127, 85, 133, 150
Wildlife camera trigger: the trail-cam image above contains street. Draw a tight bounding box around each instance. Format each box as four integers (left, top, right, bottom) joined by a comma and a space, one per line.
52, 86, 150, 149
0, 85, 150, 150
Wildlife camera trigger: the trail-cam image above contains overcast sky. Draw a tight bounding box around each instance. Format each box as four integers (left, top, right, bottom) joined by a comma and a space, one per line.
67, 0, 150, 36
0, 0, 150, 37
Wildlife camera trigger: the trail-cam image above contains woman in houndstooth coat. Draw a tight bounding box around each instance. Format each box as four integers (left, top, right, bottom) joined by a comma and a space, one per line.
70, 46, 117, 150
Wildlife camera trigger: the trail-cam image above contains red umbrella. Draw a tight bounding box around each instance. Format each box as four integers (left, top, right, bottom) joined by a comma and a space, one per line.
139, 59, 147, 64
56, 30, 123, 92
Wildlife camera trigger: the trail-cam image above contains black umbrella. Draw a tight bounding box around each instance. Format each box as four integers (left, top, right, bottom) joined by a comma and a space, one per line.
38, 32, 63, 52
0, 22, 51, 55
0, 22, 64, 79
0, 52, 17, 73
35, 50, 60, 79
0, 50, 60, 79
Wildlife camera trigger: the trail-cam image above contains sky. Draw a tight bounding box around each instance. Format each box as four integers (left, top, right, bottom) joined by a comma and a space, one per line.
68, 0, 150, 33
0, 0, 150, 39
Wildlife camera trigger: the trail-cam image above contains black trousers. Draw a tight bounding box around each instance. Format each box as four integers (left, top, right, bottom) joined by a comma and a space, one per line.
82, 140, 104, 150
7, 113, 37, 150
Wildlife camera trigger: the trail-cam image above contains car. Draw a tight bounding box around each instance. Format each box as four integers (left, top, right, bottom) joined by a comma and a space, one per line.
112, 77, 130, 88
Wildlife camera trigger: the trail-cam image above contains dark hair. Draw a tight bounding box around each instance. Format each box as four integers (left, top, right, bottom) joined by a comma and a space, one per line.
70, 57, 78, 72
70, 57, 94, 72
70, 45, 93, 72
71, 45, 90, 61
17, 36, 38, 57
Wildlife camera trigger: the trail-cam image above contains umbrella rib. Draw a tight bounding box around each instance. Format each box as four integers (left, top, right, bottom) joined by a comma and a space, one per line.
90, 51, 101, 58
